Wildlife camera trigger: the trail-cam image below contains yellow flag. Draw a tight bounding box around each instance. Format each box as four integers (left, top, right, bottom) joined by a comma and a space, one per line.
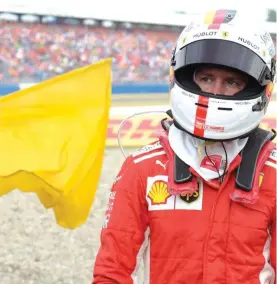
0, 58, 112, 229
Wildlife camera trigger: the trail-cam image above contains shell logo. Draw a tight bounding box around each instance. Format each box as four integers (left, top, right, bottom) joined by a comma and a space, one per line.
147, 181, 171, 205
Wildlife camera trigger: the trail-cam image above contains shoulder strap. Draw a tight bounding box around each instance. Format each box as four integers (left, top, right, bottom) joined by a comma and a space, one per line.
160, 118, 275, 191
161, 117, 194, 183
235, 128, 276, 192
174, 154, 193, 183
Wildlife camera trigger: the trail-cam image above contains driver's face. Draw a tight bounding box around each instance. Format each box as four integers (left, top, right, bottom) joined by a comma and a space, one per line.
193, 66, 248, 96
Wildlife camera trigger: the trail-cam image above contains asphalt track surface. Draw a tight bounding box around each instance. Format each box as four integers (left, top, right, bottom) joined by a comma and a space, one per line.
112, 93, 169, 106
0, 147, 144, 284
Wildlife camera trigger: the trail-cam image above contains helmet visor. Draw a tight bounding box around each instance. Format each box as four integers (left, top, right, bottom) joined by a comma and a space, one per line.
174, 39, 271, 86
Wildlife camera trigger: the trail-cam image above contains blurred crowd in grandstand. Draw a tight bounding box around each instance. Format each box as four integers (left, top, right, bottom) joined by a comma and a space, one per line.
0, 22, 179, 83
0, 21, 276, 84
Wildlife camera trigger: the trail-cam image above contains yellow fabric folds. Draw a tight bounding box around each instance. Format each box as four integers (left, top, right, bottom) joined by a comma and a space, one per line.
0, 58, 112, 229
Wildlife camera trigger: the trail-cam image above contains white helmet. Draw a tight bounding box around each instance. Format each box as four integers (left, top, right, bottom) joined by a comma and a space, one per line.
170, 9, 276, 141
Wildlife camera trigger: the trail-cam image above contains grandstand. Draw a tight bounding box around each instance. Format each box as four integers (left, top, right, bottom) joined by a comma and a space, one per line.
0, 22, 177, 84
0, 7, 276, 85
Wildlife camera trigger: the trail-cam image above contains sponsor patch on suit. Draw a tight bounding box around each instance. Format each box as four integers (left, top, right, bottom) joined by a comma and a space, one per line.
146, 175, 203, 211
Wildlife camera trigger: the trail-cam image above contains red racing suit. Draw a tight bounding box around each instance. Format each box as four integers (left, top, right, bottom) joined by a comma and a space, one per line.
93, 139, 276, 284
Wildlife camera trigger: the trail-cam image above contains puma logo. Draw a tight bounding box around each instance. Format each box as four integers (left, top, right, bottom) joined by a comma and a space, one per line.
155, 160, 167, 170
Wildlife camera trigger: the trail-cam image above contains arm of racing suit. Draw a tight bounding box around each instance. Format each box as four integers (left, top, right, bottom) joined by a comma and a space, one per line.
93, 156, 149, 283
268, 150, 276, 277
270, 201, 276, 276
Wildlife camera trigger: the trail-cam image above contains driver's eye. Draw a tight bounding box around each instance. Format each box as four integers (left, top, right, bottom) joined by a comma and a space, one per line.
200, 77, 212, 83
